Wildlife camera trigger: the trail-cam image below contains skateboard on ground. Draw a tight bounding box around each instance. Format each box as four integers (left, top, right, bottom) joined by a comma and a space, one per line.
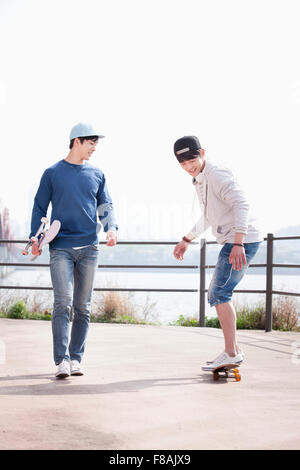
22, 218, 61, 261
212, 364, 241, 382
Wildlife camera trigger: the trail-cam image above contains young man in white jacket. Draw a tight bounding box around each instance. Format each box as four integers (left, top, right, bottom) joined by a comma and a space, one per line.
173, 136, 263, 371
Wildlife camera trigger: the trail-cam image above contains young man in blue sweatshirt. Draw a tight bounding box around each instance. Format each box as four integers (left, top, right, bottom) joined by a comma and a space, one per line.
30, 122, 118, 378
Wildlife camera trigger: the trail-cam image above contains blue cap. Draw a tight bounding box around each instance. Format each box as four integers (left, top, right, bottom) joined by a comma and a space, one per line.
69, 122, 105, 140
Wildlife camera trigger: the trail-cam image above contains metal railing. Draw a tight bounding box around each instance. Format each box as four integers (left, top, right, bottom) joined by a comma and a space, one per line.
0, 234, 299, 332
0, 241, 199, 296
200, 234, 300, 331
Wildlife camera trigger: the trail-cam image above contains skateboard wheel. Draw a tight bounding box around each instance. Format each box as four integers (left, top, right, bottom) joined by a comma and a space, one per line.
21, 250, 28, 255
233, 370, 241, 381
213, 372, 219, 381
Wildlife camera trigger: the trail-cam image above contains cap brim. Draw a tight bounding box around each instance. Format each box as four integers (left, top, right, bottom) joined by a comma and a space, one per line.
176, 152, 200, 163
70, 134, 105, 139
82, 134, 105, 138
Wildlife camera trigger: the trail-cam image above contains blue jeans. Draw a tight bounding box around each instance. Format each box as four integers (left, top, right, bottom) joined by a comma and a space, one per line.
207, 242, 261, 307
49, 245, 99, 365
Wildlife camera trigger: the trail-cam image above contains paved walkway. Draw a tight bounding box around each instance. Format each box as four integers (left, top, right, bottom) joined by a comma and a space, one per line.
0, 318, 299, 450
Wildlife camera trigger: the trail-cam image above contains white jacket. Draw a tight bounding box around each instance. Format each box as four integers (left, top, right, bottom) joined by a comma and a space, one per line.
186, 161, 263, 244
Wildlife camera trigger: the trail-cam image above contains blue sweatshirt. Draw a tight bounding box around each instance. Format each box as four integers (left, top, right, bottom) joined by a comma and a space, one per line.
30, 159, 118, 248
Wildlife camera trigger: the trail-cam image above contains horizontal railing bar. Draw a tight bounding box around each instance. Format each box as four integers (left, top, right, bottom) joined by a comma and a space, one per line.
200, 263, 298, 269
2, 262, 299, 269
229, 289, 266, 294
1, 286, 298, 295
272, 290, 300, 297
203, 288, 300, 296
0, 286, 52, 290
204, 263, 298, 269
97, 288, 198, 293
247, 264, 267, 268
2, 285, 295, 296
272, 264, 300, 269
0, 263, 49, 268
1, 236, 300, 245
203, 289, 266, 294
0, 263, 49, 267
0, 285, 198, 293
273, 236, 300, 241
0, 263, 199, 269
206, 239, 268, 245
0, 240, 199, 245
204, 263, 267, 269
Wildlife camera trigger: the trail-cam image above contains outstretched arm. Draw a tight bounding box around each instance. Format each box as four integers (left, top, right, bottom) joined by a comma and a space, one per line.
173, 215, 210, 261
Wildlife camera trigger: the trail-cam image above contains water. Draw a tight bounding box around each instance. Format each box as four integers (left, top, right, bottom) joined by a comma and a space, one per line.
1, 268, 299, 325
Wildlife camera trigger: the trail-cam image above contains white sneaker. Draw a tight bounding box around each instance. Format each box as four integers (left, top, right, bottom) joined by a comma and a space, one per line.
206, 349, 244, 365
55, 359, 70, 379
70, 360, 83, 376
202, 352, 243, 372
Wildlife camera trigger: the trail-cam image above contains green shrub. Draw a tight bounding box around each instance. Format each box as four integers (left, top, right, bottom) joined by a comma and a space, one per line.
171, 296, 299, 332
205, 316, 221, 328
236, 305, 265, 329
169, 314, 199, 327
7, 300, 28, 319
27, 312, 51, 321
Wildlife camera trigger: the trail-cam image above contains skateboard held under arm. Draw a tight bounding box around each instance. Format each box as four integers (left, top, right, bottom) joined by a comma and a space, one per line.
22, 218, 61, 261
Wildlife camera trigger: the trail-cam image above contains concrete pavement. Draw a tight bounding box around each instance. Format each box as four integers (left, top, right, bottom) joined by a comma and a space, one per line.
0, 318, 299, 450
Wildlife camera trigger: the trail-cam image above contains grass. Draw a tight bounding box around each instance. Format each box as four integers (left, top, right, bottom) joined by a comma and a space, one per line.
0, 290, 53, 321
169, 296, 300, 332
1, 289, 299, 331
0, 287, 159, 325
0, 300, 51, 321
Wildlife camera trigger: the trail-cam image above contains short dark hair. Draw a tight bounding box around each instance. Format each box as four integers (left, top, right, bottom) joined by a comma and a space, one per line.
179, 149, 202, 163
69, 135, 99, 149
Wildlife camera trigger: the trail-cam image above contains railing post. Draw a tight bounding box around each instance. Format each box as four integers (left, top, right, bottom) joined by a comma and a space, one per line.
199, 238, 206, 327
265, 233, 273, 332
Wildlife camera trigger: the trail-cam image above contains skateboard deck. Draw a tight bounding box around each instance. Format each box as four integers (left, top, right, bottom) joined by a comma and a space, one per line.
30, 220, 61, 261
22, 217, 48, 256
212, 363, 241, 382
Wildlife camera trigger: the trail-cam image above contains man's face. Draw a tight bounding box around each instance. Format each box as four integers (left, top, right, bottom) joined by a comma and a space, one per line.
180, 157, 203, 177
78, 139, 98, 160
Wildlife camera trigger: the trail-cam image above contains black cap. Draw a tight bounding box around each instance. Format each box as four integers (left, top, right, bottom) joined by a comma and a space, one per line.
174, 136, 201, 162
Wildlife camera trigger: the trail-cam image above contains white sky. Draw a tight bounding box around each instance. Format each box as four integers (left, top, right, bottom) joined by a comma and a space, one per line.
0, 0, 299, 239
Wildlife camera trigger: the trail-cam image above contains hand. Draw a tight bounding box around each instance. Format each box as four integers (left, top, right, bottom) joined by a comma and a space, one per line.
173, 240, 189, 261
106, 230, 117, 247
229, 245, 247, 271
31, 238, 42, 256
